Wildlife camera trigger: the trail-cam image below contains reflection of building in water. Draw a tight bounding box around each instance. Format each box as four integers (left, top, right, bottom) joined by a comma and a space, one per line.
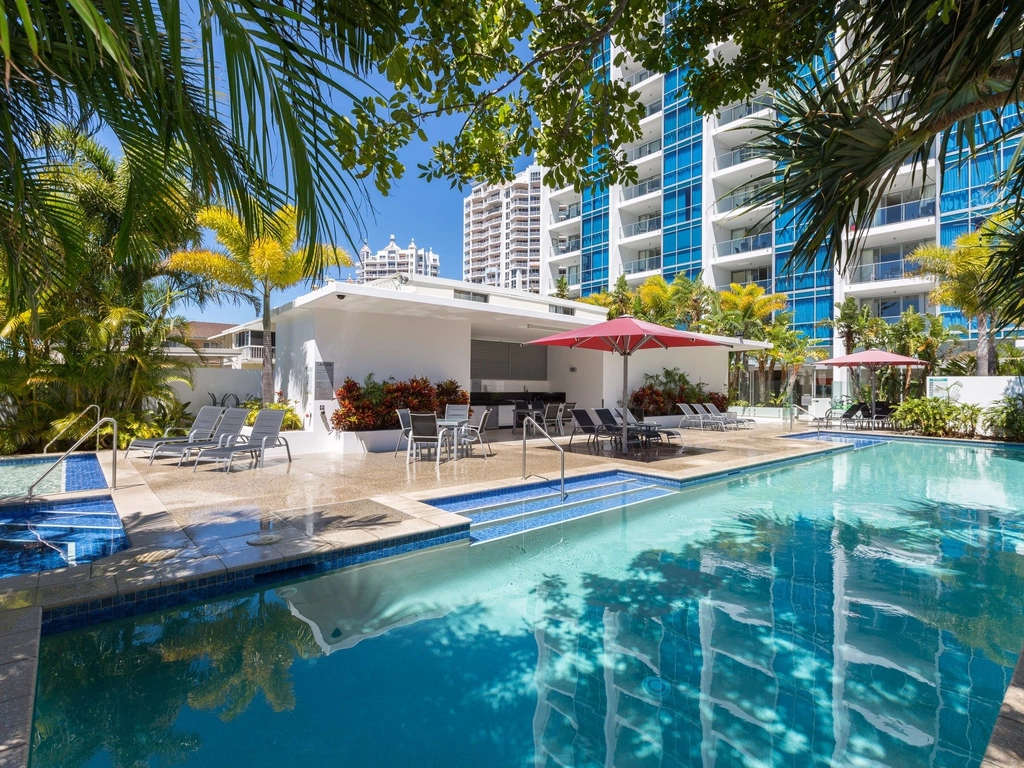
531, 517, 1012, 767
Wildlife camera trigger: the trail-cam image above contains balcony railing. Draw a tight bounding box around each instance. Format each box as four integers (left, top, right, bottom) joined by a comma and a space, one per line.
717, 95, 774, 126
848, 258, 922, 284
715, 232, 772, 256
717, 183, 771, 213
551, 238, 581, 256
620, 216, 662, 238
621, 251, 662, 275
622, 175, 662, 201
240, 346, 274, 361
625, 69, 653, 87
551, 268, 581, 289
550, 203, 581, 223
623, 137, 662, 163
642, 99, 663, 118
866, 196, 936, 228
715, 145, 771, 170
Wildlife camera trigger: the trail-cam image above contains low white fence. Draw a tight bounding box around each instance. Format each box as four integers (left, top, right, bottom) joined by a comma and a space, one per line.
926, 376, 1024, 409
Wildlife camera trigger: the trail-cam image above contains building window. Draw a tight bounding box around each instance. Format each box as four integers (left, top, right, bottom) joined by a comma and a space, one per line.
454, 289, 489, 303
549, 305, 575, 316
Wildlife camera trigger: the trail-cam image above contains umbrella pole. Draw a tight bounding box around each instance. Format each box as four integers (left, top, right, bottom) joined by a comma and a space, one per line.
622, 353, 629, 455
870, 367, 877, 420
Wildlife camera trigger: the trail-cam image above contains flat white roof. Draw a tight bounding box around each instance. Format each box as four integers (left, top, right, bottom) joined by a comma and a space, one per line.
213, 275, 769, 350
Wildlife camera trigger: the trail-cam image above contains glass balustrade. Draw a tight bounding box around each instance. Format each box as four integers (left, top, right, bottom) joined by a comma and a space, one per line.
717, 95, 774, 125
550, 203, 581, 224
551, 239, 581, 256
715, 232, 772, 256
867, 196, 936, 227
622, 176, 662, 201
848, 258, 922, 283
715, 145, 771, 170
622, 138, 662, 162
621, 251, 662, 275
620, 216, 662, 238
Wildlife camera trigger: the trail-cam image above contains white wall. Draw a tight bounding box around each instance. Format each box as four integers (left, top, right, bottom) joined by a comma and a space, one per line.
927, 376, 1024, 409
547, 346, 606, 407
169, 368, 263, 413
547, 345, 732, 409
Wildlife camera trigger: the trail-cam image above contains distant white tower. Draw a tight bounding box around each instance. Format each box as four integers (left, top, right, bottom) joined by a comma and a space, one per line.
462, 164, 543, 293
356, 234, 440, 283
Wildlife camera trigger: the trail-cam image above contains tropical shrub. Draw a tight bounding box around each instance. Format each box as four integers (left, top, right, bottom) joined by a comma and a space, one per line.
435, 379, 470, 416
330, 374, 469, 431
627, 367, 727, 416
891, 397, 981, 438
983, 393, 1024, 442
243, 401, 303, 431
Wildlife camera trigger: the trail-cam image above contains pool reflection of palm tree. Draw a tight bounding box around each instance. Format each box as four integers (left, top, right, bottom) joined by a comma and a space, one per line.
32, 625, 199, 768
159, 591, 321, 721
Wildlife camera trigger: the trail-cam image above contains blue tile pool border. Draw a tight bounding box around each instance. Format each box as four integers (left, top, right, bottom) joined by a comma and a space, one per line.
39, 523, 470, 635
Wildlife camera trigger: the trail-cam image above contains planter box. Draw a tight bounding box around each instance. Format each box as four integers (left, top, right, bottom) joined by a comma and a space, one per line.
736, 406, 787, 420
332, 428, 403, 454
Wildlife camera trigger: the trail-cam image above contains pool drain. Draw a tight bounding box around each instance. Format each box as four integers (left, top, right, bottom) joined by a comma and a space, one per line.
247, 534, 282, 546
641, 676, 671, 699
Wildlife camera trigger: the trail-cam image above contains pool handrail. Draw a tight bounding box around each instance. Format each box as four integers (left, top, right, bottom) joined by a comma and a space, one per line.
29, 417, 117, 498
44, 404, 101, 453
521, 414, 567, 502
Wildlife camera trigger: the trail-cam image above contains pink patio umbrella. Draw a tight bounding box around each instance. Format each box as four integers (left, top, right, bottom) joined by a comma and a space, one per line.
525, 316, 735, 453
816, 348, 928, 420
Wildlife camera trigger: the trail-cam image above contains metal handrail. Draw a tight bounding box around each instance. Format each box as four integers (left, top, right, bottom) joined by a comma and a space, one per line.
787, 403, 822, 434
44, 404, 101, 453
29, 417, 117, 498
521, 415, 567, 501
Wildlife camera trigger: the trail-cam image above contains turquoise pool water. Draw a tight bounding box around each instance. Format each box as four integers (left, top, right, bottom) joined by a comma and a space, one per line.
31, 441, 1024, 767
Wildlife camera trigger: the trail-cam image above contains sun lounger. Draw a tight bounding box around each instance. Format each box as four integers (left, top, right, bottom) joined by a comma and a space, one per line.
692, 403, 738, 430
149, 407, 250, 465
192, 408, 292, 472
678, 403, 724, 431
569, 409, 615, 450
703, 402, 756, 429
124, 405, 223, 458
616, 408, 684, 449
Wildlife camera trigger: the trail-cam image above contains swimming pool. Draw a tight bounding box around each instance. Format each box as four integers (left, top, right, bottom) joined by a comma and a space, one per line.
0, 453, 107, 498
31, 440, 1024, 767
0, 496, 128, 577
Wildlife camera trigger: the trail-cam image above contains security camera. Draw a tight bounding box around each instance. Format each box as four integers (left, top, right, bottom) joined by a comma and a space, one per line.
336, 294, 346, 301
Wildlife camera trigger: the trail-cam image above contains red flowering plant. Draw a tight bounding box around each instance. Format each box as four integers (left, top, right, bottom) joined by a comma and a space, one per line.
332, 374, 470, 431
626, 367, 729, 417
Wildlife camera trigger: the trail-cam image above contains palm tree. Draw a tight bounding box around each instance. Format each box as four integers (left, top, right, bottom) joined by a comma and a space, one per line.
554, 275, 570, 299
712, 283, 787, 398
169, 205, 351, 402
0, 0, 387, 308
911, 225, 1000, 376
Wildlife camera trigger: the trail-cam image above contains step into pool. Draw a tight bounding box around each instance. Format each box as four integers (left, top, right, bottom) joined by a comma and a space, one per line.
428, 470, 679, 542
0, 495, 127, 577
0, 453, 107, 498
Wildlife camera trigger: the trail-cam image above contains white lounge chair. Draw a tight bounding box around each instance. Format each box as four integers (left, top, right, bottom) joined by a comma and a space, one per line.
703, 402, 755, 429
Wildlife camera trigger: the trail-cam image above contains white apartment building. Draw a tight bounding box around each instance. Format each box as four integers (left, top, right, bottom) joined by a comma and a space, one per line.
356, 234, 440, 283
462, 164, 543, 293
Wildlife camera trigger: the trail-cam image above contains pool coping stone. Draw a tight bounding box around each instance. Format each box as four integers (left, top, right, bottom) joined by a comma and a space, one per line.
0, 606, 40, 768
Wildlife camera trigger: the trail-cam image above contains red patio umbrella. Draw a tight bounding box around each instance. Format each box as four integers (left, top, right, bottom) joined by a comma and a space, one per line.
525, 316, 735, 452
816, 348, 928, 419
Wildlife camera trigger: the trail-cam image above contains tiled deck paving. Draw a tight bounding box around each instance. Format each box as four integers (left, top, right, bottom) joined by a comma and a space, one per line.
2, 424, 1023, 767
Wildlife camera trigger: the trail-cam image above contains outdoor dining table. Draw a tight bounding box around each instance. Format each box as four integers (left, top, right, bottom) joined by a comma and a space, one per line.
437, 418, 470, 460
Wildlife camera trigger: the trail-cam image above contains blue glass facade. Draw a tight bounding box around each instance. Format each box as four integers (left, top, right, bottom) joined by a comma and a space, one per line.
581, 40, 611, 296
661, 68, 703, 282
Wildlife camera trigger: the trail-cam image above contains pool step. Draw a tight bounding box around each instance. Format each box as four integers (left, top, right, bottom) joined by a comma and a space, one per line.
469, 483, 675, 544
459, 477, 647, 521
436, 476, 647, 516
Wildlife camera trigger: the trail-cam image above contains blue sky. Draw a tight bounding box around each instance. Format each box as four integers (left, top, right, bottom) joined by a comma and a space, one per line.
192, 122, 471, 325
